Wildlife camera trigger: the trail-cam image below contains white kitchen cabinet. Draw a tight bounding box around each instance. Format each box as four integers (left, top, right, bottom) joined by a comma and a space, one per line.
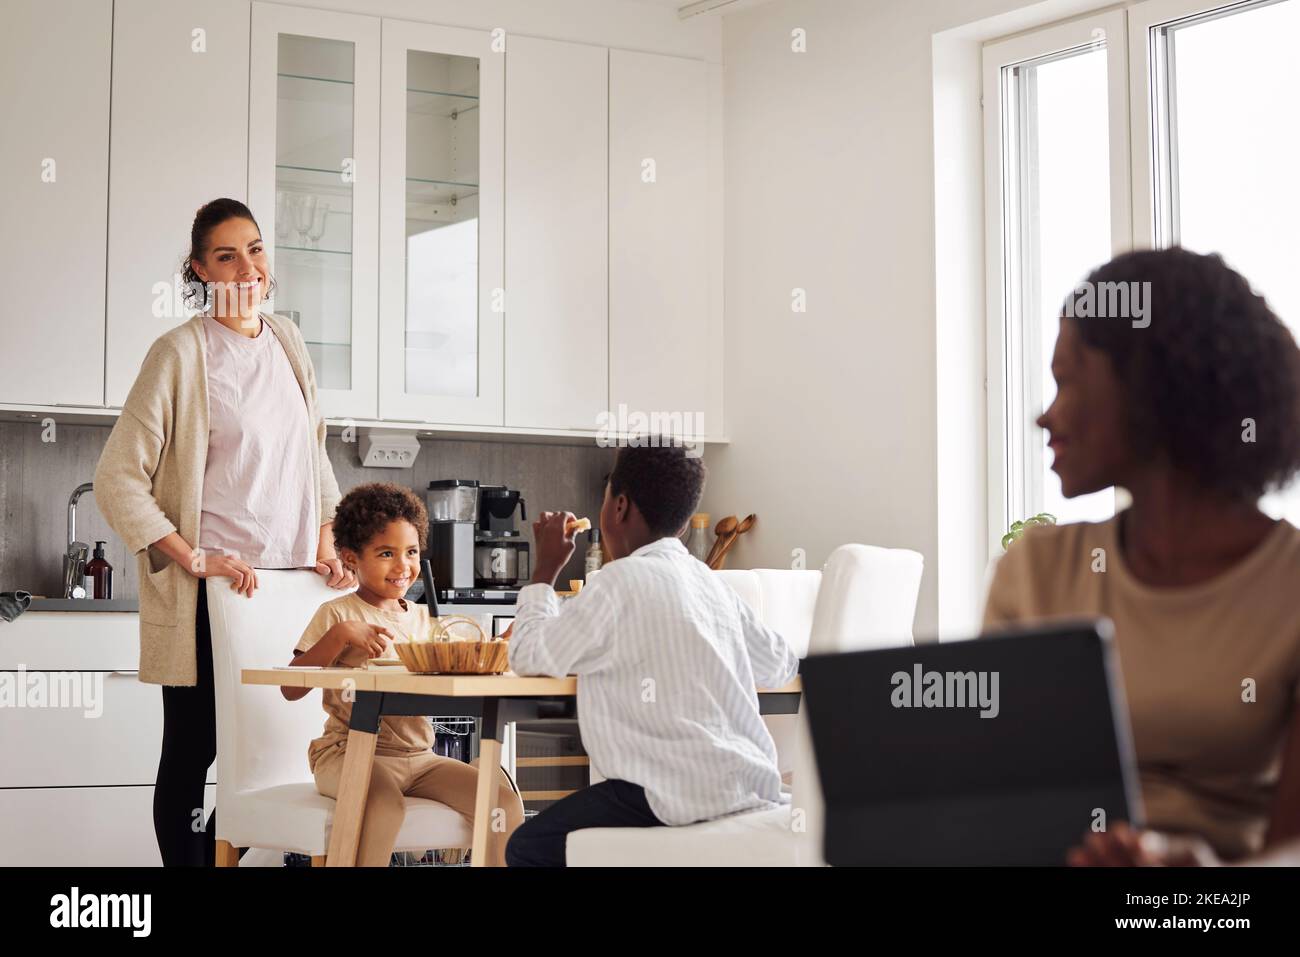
104, 0, 251, 408
0, 612, 215, 866
0, 0, 111, 407
0, 611, 139, 671
0, 0, 723, 440
0, 614, 217, 791
609, 50, 714, 440
0, 785, 215, 867
503, 37, 609, 432
378, 19, 504, 426
2, 670, 166, 788
249, 2, 380, 420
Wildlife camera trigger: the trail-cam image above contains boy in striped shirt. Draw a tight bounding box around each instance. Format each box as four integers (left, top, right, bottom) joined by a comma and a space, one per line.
506, 441, 798, 866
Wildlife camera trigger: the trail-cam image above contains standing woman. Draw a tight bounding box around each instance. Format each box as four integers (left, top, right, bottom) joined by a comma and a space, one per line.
95, 198, 356, 866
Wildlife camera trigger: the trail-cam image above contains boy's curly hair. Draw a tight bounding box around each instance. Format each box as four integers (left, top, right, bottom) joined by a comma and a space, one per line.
332, 482, 428, 555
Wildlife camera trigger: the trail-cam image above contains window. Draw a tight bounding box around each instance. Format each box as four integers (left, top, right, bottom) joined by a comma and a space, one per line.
1138, 0, 1300, 523
984, 0, 1300, 550
983, 11, 1129, 547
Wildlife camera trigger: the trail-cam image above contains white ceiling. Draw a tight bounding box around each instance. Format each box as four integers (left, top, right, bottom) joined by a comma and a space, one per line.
626, 0, 779, 12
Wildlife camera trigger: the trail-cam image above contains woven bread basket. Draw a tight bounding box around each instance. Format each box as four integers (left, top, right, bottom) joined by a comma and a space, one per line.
394, 639, 510, 675
393, 616, 507, 674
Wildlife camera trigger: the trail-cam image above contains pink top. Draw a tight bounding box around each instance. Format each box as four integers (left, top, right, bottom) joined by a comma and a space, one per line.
197, 313, 319, 568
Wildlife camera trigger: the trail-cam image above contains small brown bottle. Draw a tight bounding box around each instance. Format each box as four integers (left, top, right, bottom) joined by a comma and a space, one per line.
86, 541, 114, 600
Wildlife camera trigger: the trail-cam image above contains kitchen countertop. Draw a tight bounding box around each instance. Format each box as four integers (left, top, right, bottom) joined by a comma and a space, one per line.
27, 598, 139, 613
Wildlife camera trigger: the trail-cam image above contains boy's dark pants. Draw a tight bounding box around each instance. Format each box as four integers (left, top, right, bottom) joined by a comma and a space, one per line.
505, 780, 663, 866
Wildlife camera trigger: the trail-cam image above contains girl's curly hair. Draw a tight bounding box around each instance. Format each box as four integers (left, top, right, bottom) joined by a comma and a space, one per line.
332, 483, 428, 555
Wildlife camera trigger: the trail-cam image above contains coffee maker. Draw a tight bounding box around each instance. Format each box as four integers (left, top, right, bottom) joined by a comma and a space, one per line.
474, 486, 530, 591
424, 480, 530, 604
424, 479, 480, 598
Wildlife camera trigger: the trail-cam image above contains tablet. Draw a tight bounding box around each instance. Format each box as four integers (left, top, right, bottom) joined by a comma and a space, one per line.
800, 620, 1142, 865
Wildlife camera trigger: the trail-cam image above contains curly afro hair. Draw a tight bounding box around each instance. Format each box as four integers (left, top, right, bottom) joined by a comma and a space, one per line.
609, 440, 706, 536
1064, 247, 1300, 502
332, 482, 428, 555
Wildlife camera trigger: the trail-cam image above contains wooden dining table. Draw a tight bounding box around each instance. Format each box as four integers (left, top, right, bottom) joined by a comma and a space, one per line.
242, 665, 802, 867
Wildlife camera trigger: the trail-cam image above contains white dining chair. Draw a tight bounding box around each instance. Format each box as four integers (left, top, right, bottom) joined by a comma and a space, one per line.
565, 543, 924, 866
714, 567, 821, 778
205, 568, 471, 866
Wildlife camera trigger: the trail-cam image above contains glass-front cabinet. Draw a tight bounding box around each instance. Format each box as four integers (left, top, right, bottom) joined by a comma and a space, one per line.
379, 21, 504, 425
249, 4, 379, 419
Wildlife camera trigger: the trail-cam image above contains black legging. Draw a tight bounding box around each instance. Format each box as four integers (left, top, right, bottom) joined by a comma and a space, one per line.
153, 580, 217, 866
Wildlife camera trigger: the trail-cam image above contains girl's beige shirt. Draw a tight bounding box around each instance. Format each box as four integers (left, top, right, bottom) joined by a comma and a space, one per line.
94, 312, 342, 686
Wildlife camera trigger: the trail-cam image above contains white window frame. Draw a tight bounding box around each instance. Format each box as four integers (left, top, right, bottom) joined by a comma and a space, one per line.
1127, 0, 1280, 248
983, 0, 1297, 558
981, 9, 1132, 557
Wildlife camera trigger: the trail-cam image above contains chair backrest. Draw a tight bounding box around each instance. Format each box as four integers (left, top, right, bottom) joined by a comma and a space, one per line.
792, 543, 924, 864
716, 568, 823, 658
206, 570, 352, 798
807, 544, 924, 655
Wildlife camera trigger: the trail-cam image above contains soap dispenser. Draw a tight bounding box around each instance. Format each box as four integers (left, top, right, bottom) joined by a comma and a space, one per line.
86, 541, 113, 600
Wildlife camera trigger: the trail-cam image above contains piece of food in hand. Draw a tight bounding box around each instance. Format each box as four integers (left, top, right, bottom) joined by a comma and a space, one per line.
566, 517, 591, 533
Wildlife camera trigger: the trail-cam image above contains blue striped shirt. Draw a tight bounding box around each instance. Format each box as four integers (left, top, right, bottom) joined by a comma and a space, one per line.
509, 536, 798, 825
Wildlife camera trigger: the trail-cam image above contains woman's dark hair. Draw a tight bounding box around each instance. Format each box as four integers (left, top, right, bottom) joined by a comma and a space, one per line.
1063, 247, 1300, 502
181, 197, 276, 309
609, 441, 706, 536
332, 483, 429, 555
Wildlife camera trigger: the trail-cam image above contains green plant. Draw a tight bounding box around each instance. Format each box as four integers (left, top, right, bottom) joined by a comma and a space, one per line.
1001, 512, 1057, 550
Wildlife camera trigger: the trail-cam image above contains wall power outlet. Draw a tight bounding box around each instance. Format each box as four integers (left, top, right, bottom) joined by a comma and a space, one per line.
357, 429, 421, 469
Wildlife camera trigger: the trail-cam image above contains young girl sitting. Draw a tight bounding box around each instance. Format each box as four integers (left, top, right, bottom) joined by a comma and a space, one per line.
281, 482, 523, 866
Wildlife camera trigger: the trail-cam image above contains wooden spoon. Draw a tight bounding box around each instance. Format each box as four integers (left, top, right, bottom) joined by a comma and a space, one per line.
704, 515, 738, 566
709, 513, 756, 569
710, 513, 755, 569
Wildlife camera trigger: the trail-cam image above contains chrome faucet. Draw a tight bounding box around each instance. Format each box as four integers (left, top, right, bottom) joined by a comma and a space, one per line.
62, 482, 94, 598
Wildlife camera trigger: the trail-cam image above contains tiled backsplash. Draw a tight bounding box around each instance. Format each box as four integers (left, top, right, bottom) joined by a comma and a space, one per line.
0, 421, 617, 600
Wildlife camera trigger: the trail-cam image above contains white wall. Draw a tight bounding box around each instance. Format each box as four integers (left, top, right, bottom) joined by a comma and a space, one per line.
706, 0, 1101, 639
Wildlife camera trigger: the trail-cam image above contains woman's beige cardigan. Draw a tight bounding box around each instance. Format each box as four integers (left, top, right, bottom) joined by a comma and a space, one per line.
94, 313, 342, 686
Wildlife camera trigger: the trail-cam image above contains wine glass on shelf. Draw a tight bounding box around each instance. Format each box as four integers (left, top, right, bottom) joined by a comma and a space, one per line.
293, 193, 317, 248
306, 201, 331, 250
274, 190, 292, 242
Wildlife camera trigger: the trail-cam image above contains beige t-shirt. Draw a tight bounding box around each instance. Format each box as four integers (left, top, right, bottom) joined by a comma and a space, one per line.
983, 514, 1300, 860
295, 592, 435, 771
